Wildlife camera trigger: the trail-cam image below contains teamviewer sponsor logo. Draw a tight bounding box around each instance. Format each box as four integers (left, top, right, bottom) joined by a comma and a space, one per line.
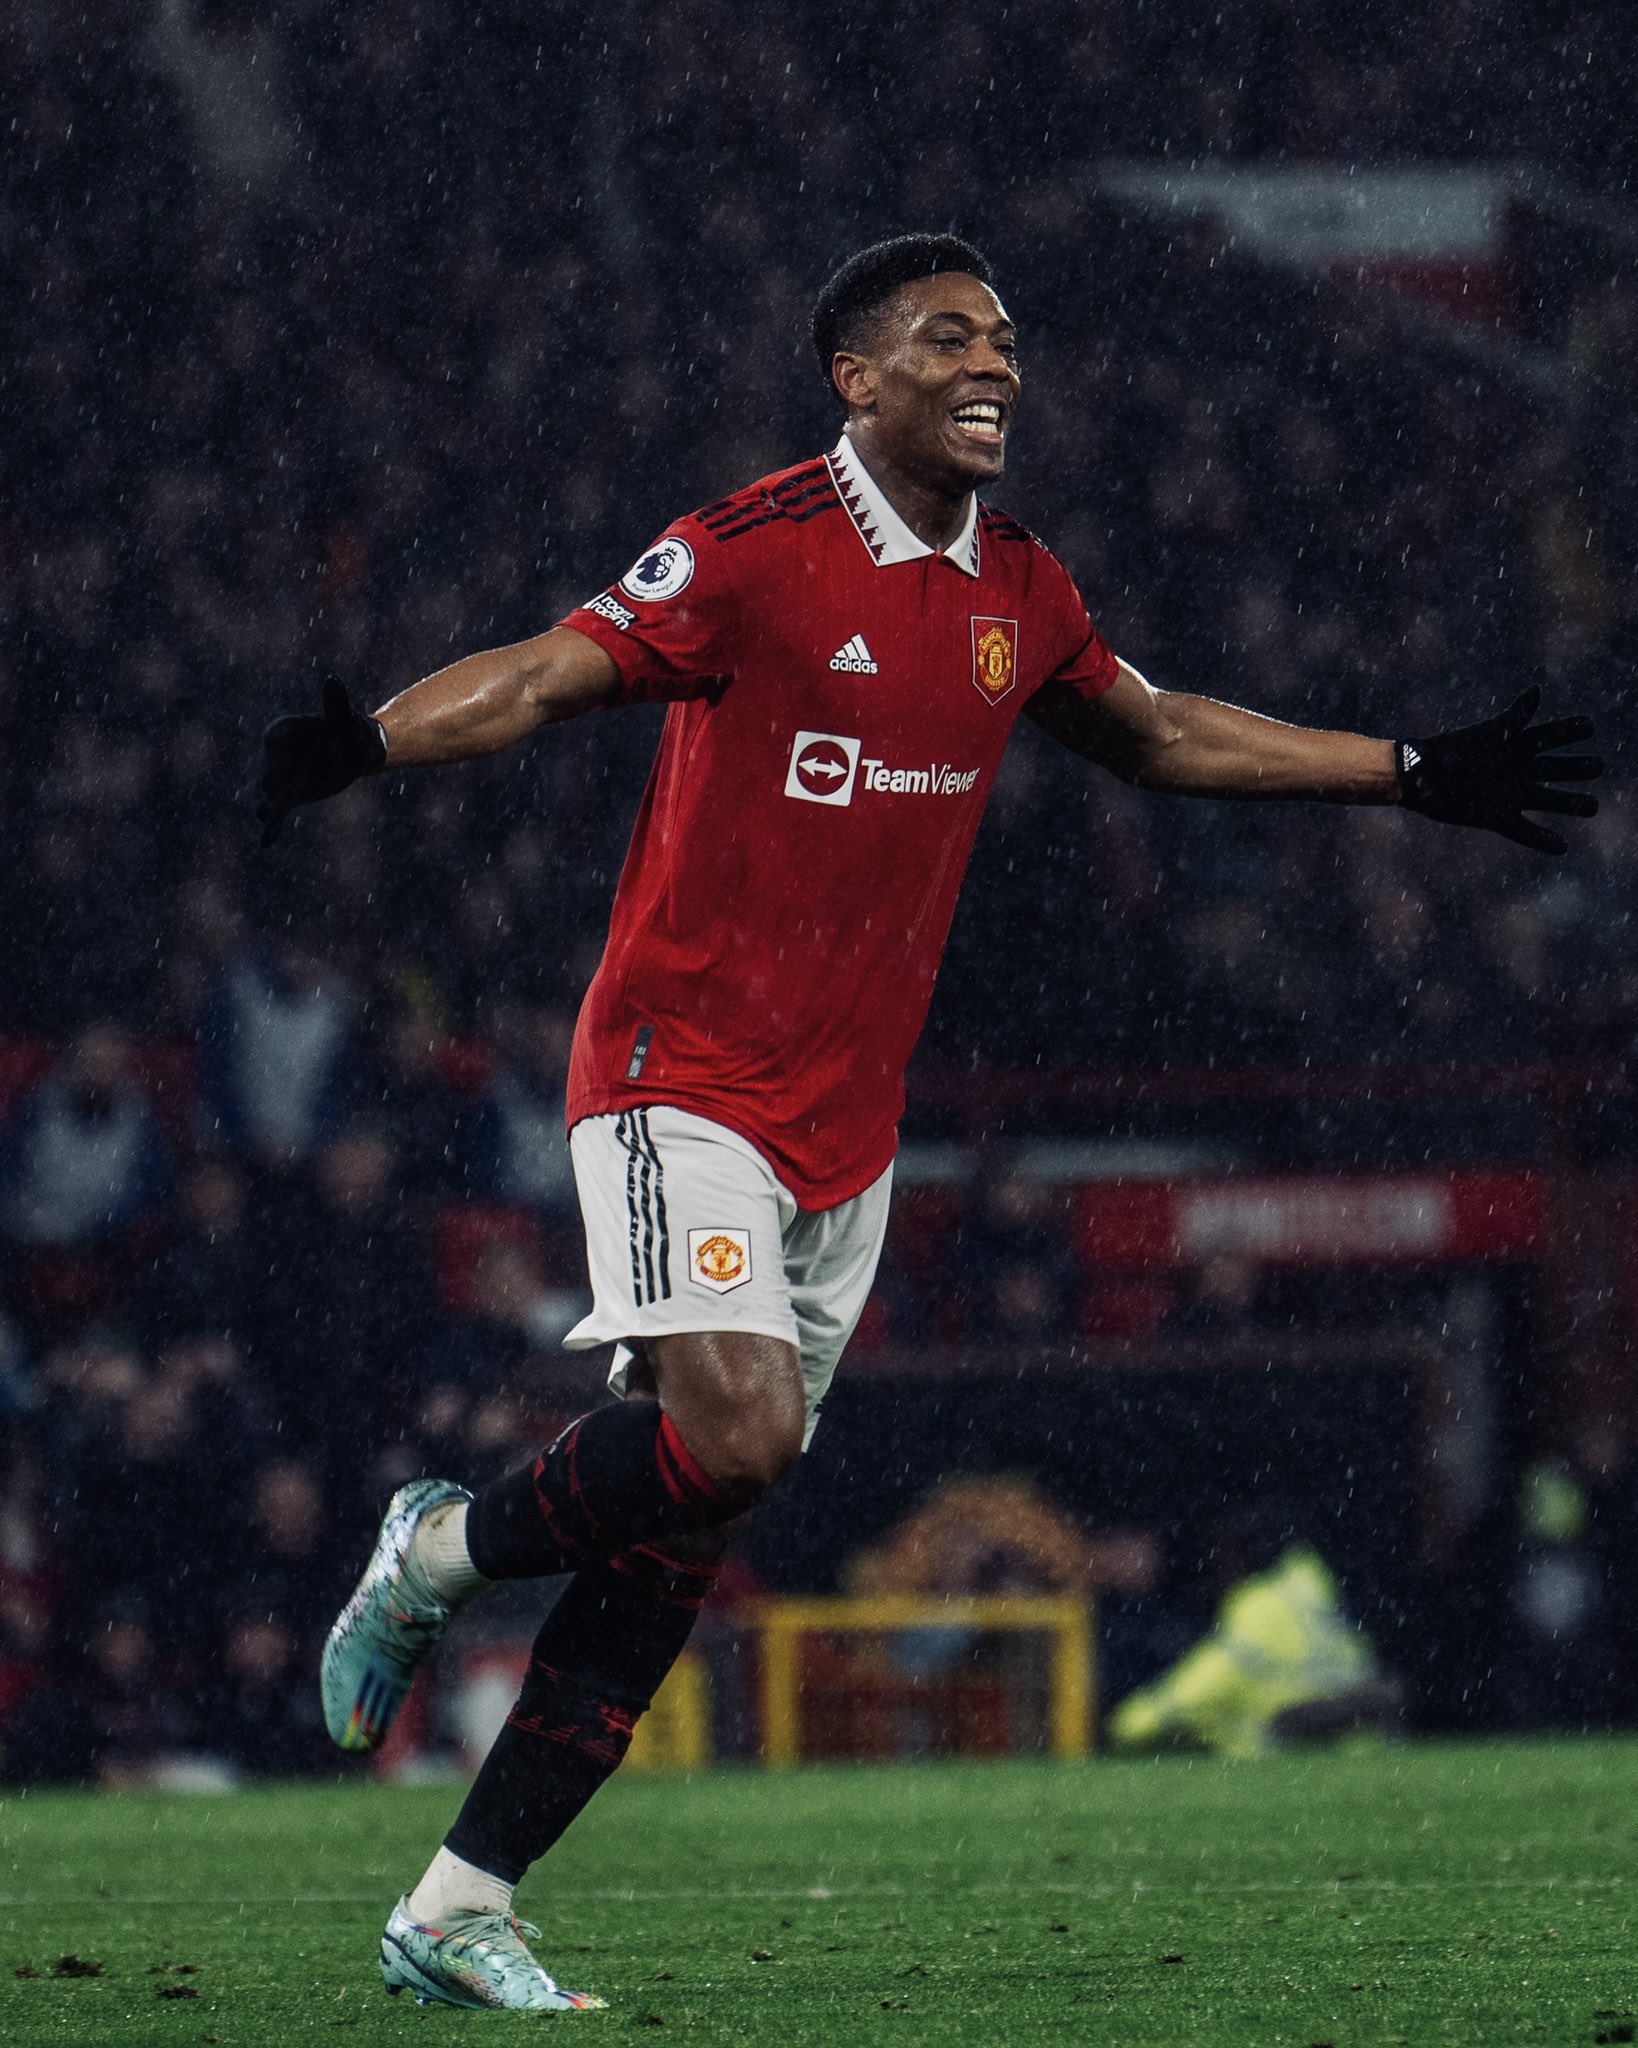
784, 733, 979, 806
785, 730, 862, 806
861, 758, 979, 796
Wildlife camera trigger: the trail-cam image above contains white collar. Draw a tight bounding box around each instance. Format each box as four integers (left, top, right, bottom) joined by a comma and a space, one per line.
827, 434, 982, 577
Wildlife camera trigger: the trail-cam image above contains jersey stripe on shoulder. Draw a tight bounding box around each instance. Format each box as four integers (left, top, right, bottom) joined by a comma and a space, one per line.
787, 495, 842, 526
768, 461, 831, 502
768, 483, 834, 517
697, 482, 773, 531
709, 497, 842, 544
695, 457, 842, 546
696, 458, 829, 526
977, 505, 1039, 548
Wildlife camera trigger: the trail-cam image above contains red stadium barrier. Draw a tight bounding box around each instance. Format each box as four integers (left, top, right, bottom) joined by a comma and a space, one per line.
1075, 1170, 1546, 1270
433, 1204, 544, 1314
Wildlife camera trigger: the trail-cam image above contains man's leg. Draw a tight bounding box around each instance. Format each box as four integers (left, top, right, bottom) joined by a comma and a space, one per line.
322, 1330, 797, 1759
365, 1111, 818, 2004
402, 1331, 801, 1927
418, 1524, 732, 1908
414, 1149, 894, 1899
457, 1327, 806, 1582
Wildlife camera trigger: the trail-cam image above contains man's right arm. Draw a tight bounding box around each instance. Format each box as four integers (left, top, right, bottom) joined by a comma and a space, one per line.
374, 626, 620, 767
257, 627, 620, 844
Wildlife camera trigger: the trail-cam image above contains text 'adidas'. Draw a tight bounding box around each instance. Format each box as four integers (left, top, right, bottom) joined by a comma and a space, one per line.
829, 635, 878, 674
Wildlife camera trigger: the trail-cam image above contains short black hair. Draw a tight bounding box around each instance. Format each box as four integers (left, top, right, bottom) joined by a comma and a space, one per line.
811, 234, 993, 393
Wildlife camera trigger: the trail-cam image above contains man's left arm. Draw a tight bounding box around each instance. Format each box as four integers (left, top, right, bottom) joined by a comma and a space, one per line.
1026, 660, 1602, 854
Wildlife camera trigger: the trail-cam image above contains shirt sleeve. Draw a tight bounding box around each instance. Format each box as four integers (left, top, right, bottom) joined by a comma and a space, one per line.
557, 517, 739, 706
1035, 550, 1120, 705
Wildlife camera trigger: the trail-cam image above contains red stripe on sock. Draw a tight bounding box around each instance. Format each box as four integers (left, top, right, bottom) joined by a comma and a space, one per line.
529, 1446, 581, 1559
505, 1694, 637, 1770
630, 1539, 719, 1582
565, 1417, 603, 1542
607, 1540, 721, 1610
655, 1414, 730, 1514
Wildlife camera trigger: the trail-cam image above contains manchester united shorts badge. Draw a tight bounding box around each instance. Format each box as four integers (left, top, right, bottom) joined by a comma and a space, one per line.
687, 1228, 753, 1294
970, 616, 1018, 704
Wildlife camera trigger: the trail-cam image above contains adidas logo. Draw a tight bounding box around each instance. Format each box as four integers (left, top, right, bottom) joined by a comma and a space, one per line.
828, 634, 878, 675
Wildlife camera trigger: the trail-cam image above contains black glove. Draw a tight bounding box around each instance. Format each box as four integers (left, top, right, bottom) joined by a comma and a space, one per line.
1396, 686, 1602, 856
257, 676, 387, 847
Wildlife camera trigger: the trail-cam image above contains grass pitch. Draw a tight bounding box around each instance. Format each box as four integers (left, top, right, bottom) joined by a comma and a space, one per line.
1, 1740, 1635, 2046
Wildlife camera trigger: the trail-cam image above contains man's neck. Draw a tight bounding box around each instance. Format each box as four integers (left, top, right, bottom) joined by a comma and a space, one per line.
843, 422, 973, 553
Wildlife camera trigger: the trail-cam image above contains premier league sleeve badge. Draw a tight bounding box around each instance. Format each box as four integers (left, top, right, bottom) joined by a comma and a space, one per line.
620, 536, 696, 602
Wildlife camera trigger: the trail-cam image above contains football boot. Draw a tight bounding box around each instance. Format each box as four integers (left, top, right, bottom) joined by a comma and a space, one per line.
321, 1478, 471, 1753
380, 1897, 607, 2011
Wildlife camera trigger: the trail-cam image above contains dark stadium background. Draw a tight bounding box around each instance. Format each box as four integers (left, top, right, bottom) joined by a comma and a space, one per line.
4, 0, 1638, 1781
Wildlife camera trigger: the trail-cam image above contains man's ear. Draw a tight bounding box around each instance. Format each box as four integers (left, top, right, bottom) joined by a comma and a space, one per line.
831, 352, 876, 413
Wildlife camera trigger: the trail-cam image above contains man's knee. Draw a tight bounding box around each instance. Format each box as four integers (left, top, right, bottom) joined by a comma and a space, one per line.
647, 1331, 806, 1498
701, 1403, 804, 1496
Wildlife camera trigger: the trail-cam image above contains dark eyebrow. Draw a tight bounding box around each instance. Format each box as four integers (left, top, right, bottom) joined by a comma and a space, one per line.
920, 309, 1018, 338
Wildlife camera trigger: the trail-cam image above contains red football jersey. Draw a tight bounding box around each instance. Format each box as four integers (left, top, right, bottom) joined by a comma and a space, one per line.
560, 435, 1118, 1209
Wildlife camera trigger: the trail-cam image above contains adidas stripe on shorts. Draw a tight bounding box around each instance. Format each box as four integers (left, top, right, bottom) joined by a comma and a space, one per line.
564, 1106, 892, 1447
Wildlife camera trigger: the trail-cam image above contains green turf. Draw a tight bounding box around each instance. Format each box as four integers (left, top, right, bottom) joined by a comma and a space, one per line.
2, 1740, 1635, 2045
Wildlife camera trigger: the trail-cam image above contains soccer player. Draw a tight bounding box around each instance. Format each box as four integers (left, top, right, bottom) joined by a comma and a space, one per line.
257, 234, 1601, 2011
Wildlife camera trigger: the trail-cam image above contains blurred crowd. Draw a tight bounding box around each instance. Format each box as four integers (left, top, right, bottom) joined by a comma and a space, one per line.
7, 0, 1638, 1068
0, 1007, 614, 1785
2, 1020, 1629, 1779
5, 0, 1638, 1777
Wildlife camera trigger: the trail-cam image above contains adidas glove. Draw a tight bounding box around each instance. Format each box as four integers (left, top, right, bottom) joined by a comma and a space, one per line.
1396, 686, 1602, 856
257, 676, 387, 847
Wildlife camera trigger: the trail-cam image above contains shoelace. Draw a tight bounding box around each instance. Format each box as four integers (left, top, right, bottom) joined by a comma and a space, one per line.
446, 1914, 546, 1958
381, 1557, 452, 1655
448, 1915, 558, 1990
381, 1600, 447, 1646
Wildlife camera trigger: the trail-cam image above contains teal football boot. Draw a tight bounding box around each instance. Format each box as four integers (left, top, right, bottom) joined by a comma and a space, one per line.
321, 1479, 472, 1753
381, 1898, 608, 2010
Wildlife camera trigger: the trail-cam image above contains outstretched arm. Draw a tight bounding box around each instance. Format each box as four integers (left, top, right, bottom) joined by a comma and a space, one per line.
1026, 659, 1396, 803
257, 627, 618, 845
1027, 661, 1601, 854
373, 626, 620, 766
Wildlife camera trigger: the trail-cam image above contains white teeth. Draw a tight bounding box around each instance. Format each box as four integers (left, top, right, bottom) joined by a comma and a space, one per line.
953, 403, 1003, 428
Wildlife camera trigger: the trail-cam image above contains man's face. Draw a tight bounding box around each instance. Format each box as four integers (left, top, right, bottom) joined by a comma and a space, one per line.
837, 272, 1020, 490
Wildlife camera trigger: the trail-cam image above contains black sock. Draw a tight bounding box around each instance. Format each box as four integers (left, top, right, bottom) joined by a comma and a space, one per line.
465, 1402, 745, 1581
444, 1541, 719, 1883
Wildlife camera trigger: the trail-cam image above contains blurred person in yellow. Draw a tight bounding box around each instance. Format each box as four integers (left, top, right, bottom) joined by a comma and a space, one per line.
1110, 1539, 1398, 1761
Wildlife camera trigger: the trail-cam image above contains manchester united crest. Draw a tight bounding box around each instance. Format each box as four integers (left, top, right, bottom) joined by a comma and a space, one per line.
687, 1227, 753, 1294
970, 616, 1018, 704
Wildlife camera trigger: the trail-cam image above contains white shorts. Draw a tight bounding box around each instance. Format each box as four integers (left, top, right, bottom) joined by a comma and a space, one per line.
564, 1106, 892, 1447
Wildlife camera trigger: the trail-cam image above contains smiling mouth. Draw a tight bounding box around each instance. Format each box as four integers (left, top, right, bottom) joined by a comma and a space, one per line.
950, 399, 1006, 448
